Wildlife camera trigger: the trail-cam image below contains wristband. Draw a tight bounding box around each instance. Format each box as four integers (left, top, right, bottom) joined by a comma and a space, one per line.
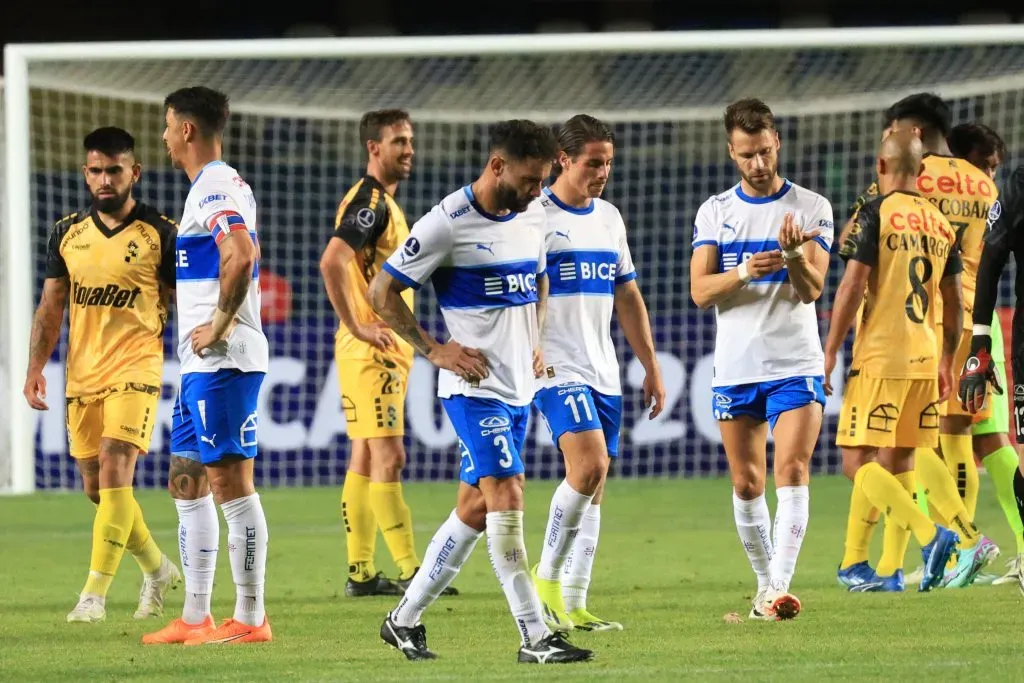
212, 308, 235, 338
782, 248, 803, 260
973, 324, 992, 336
736, 261, 753, 284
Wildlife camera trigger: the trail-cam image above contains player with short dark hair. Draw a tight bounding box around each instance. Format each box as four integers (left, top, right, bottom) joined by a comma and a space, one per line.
690, 98, 833, 620
372, 120, 591, 663
320, 109, 454, 597
143, 86, 272, 645
24, 127, 181, 623
530, 114, 664, 633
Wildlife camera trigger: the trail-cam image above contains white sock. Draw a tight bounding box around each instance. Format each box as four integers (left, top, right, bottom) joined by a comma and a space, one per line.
392, 509, 482, 628
486, 510, 549, 647
175, 493, 219, 625
220, 493, 269, 627
733, 491, 774, 590
562, 503, 600, 613
769, 485, 809, 593
537, 480, 593, 581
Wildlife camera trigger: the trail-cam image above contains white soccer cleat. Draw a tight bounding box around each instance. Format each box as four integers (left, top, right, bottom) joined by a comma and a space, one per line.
992, 554, 1024, 586
748, 587, 773, 621
765, 589, 801, 621
133, 556, 183, 619
67, 594, 106, 623
904, 565, 925, 586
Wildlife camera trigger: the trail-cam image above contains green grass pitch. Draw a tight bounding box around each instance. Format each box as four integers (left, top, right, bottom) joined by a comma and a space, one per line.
2, 475, 1023, 682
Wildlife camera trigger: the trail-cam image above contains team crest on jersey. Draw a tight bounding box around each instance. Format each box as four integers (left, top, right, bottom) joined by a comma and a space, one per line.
124, 240, 139, 264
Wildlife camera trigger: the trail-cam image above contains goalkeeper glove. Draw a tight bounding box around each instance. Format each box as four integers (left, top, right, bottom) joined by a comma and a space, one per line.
958, 334, 1002, 413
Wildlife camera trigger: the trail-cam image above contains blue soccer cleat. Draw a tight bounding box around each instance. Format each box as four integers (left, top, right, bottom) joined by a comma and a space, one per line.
851, 569, 905, 593
837, 561, 878, 590
919, 525, 960, 592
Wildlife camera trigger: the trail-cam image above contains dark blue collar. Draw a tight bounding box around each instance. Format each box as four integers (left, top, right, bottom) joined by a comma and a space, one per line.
463, 185, 517, 222
735, 179, 792, 204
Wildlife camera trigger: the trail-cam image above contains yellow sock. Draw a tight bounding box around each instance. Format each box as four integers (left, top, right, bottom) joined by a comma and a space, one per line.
341, 472, 377, 581
915, 448, 980, 549
877, 471, 916, 577
126, 499, 163, 576
369, 481, 419, 579
83, 487, 135, 597
940, 434, 978, 518
841, 480, 880, 569
855, 462, 936, 547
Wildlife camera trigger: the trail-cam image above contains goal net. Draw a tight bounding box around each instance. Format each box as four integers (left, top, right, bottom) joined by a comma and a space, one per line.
3, 29, 1024, 492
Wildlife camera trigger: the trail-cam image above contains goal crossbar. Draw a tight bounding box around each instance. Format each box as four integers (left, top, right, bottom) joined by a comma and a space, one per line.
4, 24, 1024, 493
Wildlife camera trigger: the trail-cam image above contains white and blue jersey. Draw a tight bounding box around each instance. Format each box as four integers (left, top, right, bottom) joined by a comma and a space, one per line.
382, 185, 546, 484
170, 160, 268, 464
692, 179, 833, 426
533, 187, 633, 455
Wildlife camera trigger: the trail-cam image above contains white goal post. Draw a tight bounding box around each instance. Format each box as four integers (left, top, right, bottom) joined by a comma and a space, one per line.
4, 25, 1024, 493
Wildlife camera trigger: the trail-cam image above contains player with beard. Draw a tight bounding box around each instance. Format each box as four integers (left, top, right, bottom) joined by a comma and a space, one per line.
374, 120, 592, 663
320, 110, 453, 596
690, 99, 833, 620
24, 127, 181, 623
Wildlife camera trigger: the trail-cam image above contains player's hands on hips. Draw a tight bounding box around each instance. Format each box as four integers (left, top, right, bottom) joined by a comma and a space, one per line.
746, 251, 785, 279
23, 371, 48, 410
428, 340, 489, 383
191, 321, 230, 357
354, 320, 396, 351
958, 334, 1000, 413
777, 212, 822, 254
532, 348, 544, 378
643, 366, 666, 419
823, 350, 837, 397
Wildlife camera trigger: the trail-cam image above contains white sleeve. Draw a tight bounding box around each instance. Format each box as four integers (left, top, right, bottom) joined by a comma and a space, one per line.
613, 211, 637, 285
382, 206, 453, 289
809, 195, 835, 252
193, 180, 253, 245
692, 200, 718, 249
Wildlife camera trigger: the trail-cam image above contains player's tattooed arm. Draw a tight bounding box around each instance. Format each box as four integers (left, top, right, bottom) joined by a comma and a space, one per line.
216, 231, 257, 318
28, 277, 69, 372
168, 455, 210, 500
368, 269, 436, 357
369, 269, 489, 380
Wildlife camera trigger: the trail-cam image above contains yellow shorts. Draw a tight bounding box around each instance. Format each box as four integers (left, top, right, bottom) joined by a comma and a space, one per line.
66, 385, 160, 458
836, 371, 941, 449
336, 349, 412, 439
946, 327, 992, 420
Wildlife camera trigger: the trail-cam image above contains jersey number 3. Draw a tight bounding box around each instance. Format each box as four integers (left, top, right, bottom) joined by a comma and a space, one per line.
905, 255, 934, 323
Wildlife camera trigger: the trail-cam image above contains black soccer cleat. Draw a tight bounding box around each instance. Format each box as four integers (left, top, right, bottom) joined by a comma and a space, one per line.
346, 571, 402, 597
380, 612, 437, 661
397, 567, 460, 596
518, 631, 594, 664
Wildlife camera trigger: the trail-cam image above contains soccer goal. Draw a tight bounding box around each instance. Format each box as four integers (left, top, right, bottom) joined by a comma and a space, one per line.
4, 26, 1024, 493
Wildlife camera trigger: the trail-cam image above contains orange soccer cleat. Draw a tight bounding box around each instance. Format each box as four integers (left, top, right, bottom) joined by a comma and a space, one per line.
142, 615, 216, 644
183, 617, 273, 645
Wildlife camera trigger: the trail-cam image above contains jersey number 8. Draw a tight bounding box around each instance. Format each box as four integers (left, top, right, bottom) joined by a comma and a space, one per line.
905, 255, 934, 324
